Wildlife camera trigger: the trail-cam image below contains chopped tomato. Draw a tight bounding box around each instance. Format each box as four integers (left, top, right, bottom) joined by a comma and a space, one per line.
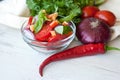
48, 34, 67, 42
35, 20, 59, 42
47, 34, 67, 50
35, 30, 51, 42
26, 16, 33, 29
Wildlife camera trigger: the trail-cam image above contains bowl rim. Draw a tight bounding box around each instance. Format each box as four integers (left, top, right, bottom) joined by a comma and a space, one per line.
21, 20, 76, 44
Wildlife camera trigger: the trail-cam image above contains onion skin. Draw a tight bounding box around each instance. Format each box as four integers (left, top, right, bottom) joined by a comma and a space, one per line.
76, 17, 111, 44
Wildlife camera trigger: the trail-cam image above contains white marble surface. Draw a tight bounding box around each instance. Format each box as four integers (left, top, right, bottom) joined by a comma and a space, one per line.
1, 0, 120, 80
0, 23, 120, 80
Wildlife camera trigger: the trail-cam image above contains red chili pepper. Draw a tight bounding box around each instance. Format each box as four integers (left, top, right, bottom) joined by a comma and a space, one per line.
39, 43, 120, 76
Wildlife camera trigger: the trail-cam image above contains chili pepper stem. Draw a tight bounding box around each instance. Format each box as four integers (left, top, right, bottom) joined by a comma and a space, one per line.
105, 46, 120, 51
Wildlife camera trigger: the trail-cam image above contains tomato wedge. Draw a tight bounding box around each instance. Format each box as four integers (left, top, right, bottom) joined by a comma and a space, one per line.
35, 20, 59, 42
47, 34, 67, 50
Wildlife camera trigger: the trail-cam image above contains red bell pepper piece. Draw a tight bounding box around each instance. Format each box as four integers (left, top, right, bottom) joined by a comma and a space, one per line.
26, 16, 33, 29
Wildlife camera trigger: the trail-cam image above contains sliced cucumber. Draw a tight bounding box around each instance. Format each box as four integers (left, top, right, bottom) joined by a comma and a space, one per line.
55, 25, 64, 34
55, 25, 72, 34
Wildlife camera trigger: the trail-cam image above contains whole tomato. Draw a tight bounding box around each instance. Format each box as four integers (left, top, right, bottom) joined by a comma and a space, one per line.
94, 10, 116, 26
81, 6, 100, 18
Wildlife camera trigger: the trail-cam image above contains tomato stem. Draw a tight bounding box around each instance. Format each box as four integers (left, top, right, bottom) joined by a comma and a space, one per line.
105, 46, 120, 51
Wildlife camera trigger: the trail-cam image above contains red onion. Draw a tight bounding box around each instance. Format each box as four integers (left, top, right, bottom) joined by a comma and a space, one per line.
76, 17, 111, 44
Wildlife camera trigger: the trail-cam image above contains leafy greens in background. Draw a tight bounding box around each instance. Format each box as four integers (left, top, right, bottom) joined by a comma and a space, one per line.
26, 0, 105, 24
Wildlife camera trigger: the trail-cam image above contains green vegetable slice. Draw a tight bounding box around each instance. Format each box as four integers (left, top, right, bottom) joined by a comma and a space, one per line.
55, 25, 72, 34
34, 10, 48, 33
55, 25, 64, 34
63, 26, 72, 34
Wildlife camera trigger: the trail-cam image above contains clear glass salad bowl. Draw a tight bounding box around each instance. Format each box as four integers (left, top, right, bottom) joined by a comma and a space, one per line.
21, 21, 76, 54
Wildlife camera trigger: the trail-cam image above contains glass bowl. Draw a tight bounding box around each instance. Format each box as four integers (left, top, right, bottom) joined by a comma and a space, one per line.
21, 21, 76, 54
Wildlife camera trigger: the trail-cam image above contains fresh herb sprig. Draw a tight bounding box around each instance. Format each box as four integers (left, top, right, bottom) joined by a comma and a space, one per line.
26, 0, 105, 24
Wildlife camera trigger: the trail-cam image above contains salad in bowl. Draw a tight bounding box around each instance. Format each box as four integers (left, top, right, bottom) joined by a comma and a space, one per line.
21, 10, 76, 53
